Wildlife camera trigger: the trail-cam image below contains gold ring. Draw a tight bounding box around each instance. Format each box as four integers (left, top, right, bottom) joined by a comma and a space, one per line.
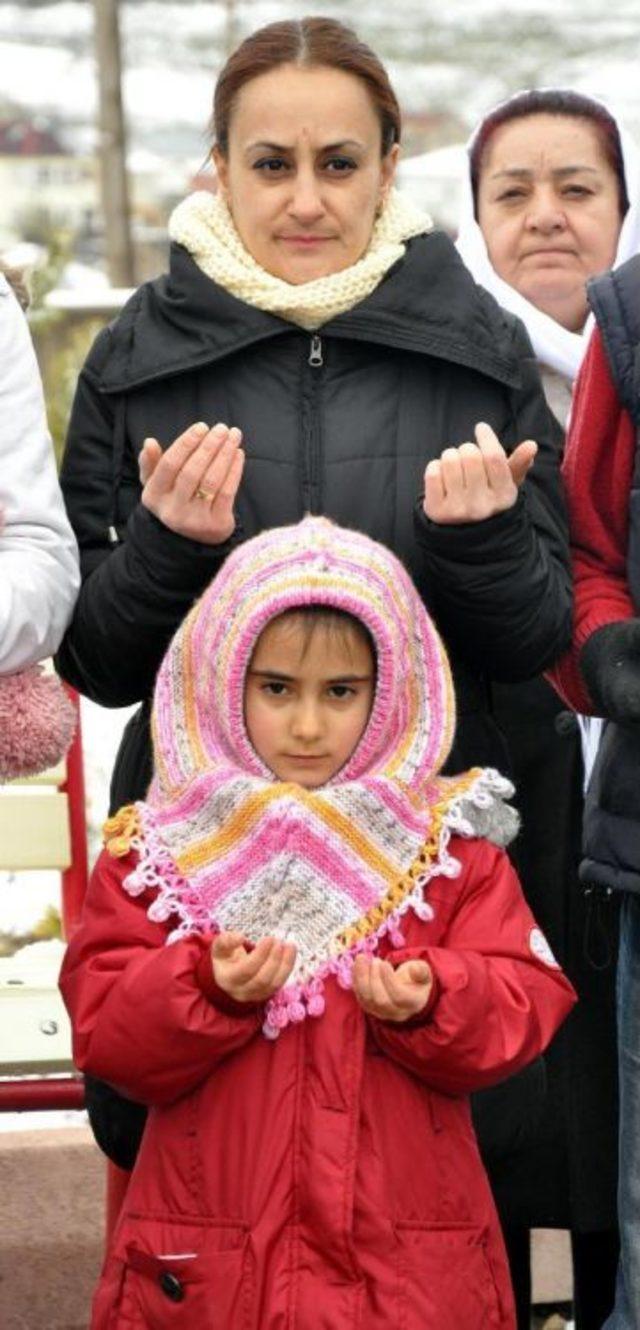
195, 486, 215, 501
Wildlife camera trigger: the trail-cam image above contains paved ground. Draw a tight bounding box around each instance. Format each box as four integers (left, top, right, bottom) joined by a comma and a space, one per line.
0, 1126, 104, 1330
0, 1125, 574, 1330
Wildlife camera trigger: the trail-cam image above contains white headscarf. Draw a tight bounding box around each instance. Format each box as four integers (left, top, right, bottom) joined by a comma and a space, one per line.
456, 91, 640, 382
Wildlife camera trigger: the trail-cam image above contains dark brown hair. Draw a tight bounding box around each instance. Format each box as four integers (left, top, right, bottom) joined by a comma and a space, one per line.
269, 605, 376, 667
212, 17, 401, 157
470, 90, 628, 217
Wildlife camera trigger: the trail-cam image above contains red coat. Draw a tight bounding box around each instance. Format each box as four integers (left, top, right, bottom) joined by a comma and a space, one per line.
60, 835, 575, 1330
549, 327, 637, 711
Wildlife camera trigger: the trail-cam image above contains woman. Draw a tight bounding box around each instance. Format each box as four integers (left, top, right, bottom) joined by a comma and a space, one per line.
57, 19, 571, 1192
456, 89, 640, 1329
0, 264, 79, 778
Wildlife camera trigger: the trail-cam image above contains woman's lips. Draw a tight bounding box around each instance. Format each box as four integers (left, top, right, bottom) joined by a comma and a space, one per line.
521, 247, 577, 261
279, 235, 332, 247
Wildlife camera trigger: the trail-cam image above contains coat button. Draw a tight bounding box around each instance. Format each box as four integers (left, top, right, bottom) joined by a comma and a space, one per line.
554, 709, 579, 737
158, 1271, 185, 1302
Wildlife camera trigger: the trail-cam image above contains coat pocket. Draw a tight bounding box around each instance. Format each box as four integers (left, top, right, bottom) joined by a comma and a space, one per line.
394, 1221, 506, 1330
100, 1216, 251, 1329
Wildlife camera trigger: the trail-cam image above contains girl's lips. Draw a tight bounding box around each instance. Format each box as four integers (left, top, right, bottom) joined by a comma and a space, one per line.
283, 753, 328, 761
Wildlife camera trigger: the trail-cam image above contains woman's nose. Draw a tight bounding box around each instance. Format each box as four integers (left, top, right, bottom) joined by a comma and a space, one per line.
525, 190, 567, 234
288, 172, 326, 223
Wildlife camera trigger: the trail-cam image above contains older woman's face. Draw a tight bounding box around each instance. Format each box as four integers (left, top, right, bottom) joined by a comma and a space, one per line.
477, 114, 622, 330
213, 63, 398, 284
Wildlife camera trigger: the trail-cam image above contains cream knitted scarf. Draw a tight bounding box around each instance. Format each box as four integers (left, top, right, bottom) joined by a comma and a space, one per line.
169, 187, 432, 330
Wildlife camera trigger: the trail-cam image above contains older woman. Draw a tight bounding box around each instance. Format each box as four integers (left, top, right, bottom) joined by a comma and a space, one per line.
457, 90, 640, 1330
57, 20, 570, 1202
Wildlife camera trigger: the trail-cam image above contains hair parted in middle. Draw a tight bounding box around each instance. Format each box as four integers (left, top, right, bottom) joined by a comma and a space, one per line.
211, 16, 401, 158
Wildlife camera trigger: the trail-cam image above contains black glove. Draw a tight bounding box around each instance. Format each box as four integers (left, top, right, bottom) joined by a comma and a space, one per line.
580, 620, 640, 724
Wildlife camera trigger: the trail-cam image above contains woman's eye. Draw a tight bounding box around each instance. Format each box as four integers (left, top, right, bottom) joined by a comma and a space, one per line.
254, 158, 289, 174
324, 157, 357, 174
496, 188, 527, 203
563, 185, 591, 197
263, 681, 288, 696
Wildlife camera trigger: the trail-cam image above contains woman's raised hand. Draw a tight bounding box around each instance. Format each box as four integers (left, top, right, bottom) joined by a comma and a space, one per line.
211, 932, 297, 1003
352, 954, 433, 1023
140, 421, 245, 545
423, 422, 537, 524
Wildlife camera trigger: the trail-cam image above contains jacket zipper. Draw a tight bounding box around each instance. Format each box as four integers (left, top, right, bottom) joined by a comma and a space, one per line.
302, 335, 323, 512
308, 334, 323, 367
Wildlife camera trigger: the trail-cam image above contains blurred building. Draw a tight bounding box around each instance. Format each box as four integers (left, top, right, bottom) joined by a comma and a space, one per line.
0, 116, 97, 247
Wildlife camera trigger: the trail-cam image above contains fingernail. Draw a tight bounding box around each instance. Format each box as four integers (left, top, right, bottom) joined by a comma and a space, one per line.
191, 422, 208, 439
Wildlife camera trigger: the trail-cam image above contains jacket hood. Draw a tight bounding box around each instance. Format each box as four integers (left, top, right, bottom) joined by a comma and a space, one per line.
97, 231, 527, 394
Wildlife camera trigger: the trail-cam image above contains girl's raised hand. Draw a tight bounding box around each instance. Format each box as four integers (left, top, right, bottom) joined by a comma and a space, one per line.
352, 954, 433, 1023
423, 421, 537, 524
211, 932, 296, 1003
140, 421, 245, 545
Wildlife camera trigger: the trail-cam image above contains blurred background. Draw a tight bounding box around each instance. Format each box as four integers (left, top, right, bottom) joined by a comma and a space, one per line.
0, 8, 638, 1324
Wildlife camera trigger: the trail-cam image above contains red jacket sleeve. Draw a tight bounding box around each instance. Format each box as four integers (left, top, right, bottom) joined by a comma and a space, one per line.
59, 849, 261, 1106
548, 328, 636, 712
369, 839, 576, 1096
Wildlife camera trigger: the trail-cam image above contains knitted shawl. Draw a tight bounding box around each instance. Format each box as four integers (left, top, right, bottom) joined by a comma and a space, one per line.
106, 519, 517, 1038
168, 187, 431, 331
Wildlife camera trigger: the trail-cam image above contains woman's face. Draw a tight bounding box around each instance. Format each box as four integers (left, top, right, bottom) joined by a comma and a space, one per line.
477, 114, 622, 331
213, 63, 398, 284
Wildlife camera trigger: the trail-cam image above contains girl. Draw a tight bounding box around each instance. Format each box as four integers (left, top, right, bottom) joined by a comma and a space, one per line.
60, 517, 574, 1330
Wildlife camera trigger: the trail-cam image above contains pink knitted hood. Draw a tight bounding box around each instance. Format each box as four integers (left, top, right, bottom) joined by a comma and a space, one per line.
151, 515, 455, 794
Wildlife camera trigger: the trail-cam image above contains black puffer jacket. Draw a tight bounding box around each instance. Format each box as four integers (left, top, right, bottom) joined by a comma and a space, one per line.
57, 230, 571, 1166
59, 231, 570, 800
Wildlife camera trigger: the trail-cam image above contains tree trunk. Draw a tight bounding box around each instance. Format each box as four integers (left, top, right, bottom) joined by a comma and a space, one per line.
93, 0, 135, 287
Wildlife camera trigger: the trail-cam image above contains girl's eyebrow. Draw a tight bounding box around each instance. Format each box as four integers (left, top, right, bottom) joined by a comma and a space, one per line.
327, 674, 373, 683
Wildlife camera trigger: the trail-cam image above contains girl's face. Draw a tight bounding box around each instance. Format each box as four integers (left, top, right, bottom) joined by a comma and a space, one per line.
244, 614, 375, 787
477, 113, 622, 331
213, 63, 398, 285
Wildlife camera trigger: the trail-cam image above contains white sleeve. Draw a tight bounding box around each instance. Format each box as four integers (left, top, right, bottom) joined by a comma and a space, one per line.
0, 276, 80, 672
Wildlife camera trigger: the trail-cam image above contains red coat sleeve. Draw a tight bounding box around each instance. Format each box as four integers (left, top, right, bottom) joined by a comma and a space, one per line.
59, 849, 261, 1106
548, 328, 636, 712
369, 839, 576, 1096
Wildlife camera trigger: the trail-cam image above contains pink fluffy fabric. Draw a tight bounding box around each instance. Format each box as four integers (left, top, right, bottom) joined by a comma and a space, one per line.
0, 666, 76, 782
